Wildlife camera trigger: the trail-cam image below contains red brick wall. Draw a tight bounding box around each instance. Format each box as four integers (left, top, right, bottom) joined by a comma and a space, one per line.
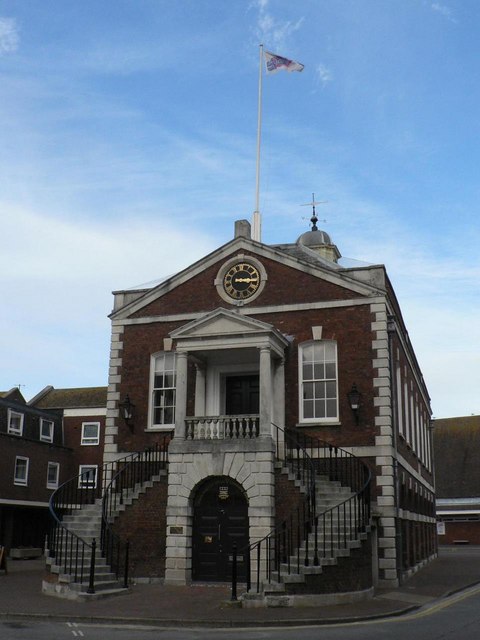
112, 477, 168, 578
116, 303, 378, 452
439, 521, 480, 545
63, 415, 105, 471
275, 468, 306, 528
0, 433, 75, 503
131, 252, 360, 319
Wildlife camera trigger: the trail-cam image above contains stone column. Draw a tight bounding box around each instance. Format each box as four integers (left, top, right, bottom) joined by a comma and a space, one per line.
259, 346, 272, 437
273, 357, 285, 457
273, 357, 285, 429
194, 363, 206, 417
174, 351, 188, 439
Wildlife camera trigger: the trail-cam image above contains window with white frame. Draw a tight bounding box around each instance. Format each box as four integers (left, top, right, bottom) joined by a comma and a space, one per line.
8, 410, 24, 436
81, 422, 100, 445
78, 465, 98, 489
14, 456, 29, 486
299, 341, 338, 423
150, 352, 177, 428
40, 419, 54, 443
47, 462, 60, 489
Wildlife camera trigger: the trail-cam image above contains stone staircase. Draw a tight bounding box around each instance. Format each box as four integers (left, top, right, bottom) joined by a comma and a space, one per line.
43, 471, 167, 600
243, 469, 372, 607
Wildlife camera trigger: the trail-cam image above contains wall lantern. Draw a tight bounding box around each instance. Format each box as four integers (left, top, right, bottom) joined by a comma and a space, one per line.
119, 395, 135, 431
347, 384, 361, 425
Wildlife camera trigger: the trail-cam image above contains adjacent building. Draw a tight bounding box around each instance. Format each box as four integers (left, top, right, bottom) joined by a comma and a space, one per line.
434, 415, 480, 544
0, 386, 107, 557
0, 388, 71, 555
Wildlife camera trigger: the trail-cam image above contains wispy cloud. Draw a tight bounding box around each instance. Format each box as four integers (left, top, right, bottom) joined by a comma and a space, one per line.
0, 202, 216, 398
252, 0, 304, 51
0, 16, 19, 55
316, 63, 333, 87
431, 3, 457, 23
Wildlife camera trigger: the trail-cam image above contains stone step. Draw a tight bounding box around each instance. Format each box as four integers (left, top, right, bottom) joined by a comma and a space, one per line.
75, 586, 130, 601
65, 573, 118, 589
49, 562, 113, 577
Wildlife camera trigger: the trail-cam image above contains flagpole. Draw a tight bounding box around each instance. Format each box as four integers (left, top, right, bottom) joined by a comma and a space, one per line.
252, 44, 263, 242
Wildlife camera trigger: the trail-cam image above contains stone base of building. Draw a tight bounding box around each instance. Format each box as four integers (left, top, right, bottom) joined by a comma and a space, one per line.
242, 587, 375, 608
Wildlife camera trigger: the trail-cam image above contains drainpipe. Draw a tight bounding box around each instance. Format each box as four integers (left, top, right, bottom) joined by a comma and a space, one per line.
387, 315, 403, 586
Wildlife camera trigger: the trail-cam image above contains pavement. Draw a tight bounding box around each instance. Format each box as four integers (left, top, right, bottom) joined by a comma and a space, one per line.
1, 546, 480, 628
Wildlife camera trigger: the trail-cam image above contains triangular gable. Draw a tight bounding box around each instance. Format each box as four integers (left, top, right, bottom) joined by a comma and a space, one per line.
0, 387, 26, 404
170, 307, 289, 356
110, 235, 385, 321
170, 307, 277, 339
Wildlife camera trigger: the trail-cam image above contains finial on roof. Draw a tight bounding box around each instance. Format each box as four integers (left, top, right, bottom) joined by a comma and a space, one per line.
297, 193, 341, 263
301, 193, 328, 231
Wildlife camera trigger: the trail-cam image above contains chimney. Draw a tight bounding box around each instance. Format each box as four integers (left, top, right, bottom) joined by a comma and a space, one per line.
234, 219, 251, 239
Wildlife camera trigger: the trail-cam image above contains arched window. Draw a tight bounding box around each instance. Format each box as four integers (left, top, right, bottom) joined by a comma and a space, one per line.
149, 352, 177, 429
299, 341, 338, 423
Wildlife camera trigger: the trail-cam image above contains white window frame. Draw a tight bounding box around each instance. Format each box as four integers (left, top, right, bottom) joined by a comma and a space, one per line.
8, 409, 24, 436
298, 340, 339, 424
148, 352, 177, 431
81, 422, 100, 445
403, 376, 410, 445
40, 418, 54, 443
47, 461, 60, 489
78, 465, 98, 489
14, 456, 29, 486
396, 361, 404, 438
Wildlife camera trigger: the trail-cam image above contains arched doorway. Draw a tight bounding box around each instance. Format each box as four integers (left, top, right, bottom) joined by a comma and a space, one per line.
192, 476, 249, 582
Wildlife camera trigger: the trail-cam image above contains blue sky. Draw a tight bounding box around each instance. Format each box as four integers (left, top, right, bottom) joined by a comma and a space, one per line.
0, 0, 478, 418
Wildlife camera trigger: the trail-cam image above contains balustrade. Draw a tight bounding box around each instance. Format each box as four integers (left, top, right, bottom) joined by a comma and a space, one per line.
185, 415, 260, 440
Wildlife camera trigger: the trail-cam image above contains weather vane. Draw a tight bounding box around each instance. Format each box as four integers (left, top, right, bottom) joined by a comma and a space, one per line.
301, 193, 328, 230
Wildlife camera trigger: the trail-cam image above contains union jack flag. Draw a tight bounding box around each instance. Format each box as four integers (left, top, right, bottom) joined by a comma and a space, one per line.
264, 50, 304, 74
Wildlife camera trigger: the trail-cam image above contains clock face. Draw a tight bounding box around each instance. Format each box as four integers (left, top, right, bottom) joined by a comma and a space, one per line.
223, 262, 261, 300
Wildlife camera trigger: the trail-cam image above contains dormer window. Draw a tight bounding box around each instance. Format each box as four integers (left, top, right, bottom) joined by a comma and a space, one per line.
40, 419, 54, 443
8, 410, 24, 436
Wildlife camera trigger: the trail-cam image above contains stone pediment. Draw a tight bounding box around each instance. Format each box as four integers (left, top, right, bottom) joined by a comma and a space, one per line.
170, 308, 275, 339
170, 308, 289, 356
110, 235, 385, 321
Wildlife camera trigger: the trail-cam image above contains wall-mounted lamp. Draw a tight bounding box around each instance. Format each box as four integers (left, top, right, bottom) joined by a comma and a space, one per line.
119, 395, 135, 431
347, 383, 361, 425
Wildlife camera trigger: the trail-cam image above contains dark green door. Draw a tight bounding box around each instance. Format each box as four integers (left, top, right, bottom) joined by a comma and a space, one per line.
192, 477, 249, 582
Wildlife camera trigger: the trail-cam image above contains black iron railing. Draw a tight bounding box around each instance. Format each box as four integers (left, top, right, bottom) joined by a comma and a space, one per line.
231, 426, 371, 598
101, 441, 169, 583
47, 438, 169, 593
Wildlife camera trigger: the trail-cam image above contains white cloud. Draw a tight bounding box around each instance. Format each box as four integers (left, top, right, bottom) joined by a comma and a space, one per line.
0, 16, 19, 55
316, 64, 332, 87
0, 203, 217, 399
252, 0, 304, 51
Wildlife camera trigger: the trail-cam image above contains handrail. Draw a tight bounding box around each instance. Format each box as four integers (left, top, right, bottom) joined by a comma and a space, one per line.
101, 439, 170, 585
47, 437, 170, 593
47, 466, 106, 587
231, 425, 371, 598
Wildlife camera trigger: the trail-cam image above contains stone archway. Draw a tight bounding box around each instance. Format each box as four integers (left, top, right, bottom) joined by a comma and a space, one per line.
191, 476, 249, 582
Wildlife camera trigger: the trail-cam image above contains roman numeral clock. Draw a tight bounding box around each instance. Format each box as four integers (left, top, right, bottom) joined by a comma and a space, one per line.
215, 256, 267, 305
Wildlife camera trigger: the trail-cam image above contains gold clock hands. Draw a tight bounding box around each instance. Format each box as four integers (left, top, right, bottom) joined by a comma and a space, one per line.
233, 277, 259, 283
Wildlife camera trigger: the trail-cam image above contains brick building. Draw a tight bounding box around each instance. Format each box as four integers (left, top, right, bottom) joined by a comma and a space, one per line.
434, 415, 480, 545
30, 386, 108, 490
0, 388, 72, 555
0, 386, 107, 558
45, 218, 436, 602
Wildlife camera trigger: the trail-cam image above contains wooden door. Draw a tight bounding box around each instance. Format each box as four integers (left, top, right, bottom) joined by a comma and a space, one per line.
192, 477, 249, 582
